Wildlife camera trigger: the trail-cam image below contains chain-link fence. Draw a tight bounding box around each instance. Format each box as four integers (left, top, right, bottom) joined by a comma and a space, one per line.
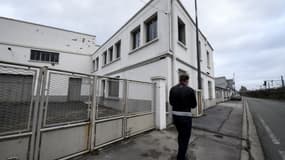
43, 71, 92, 127
95, 77, 125, 119
127, 81, 154, 114
0, 64, 37, 135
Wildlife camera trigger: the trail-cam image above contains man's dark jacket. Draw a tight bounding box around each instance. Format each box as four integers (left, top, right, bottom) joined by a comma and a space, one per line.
169, 84, 197, 112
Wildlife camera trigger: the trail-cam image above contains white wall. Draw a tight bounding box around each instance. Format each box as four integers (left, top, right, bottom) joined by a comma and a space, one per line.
0, 17, 97, 55
0, 44, 92, 73
91, 0, 171, 76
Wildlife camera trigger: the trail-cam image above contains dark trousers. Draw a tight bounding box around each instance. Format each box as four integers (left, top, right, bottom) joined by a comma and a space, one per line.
173, 115, 192, 160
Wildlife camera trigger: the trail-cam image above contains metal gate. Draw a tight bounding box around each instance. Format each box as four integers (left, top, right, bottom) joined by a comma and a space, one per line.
0, 61, 155, 160
0, 62, 40, 160
92, 76, 155, 149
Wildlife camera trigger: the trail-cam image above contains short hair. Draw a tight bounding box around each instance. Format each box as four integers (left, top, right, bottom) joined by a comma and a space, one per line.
179, 74, 189, 82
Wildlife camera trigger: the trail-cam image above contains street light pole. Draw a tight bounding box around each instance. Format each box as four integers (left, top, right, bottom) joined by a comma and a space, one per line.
195, 0, 202, 90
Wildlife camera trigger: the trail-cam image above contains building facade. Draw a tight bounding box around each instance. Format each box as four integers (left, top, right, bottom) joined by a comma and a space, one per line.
0, 0, 215, 113
91, 0, 216, 111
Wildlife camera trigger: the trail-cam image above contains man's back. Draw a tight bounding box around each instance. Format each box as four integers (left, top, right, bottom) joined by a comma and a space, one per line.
169, 84, 197, 112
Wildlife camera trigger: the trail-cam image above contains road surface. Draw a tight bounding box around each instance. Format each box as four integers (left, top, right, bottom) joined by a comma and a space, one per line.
246, 98, 285, 160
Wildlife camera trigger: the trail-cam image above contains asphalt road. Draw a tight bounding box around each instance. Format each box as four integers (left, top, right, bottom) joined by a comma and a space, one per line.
246, 98, 285, 160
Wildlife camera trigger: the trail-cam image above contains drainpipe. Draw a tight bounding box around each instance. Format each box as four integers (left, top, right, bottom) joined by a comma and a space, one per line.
169, 0, 176, 86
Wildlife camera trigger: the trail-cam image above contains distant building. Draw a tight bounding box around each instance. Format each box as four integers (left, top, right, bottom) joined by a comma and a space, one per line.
215, 77, 236, 103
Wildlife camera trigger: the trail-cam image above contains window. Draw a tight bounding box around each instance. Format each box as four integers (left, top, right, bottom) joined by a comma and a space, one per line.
178, 18, 186, 45
108, 78, 120, 97
92, 60, 95, 71
207, 51, 210, 68
145, 14, 157, 42
103, 51, 107, 65
30, 50, 59, 63
108, 47, 113, 62
208, 81, 213, 99
131, 27, 141, 49
115, 41, 121, 58
95, 57, 99, 70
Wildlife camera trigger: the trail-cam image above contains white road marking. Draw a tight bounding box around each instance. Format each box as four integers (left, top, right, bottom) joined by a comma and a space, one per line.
279, 150, 285, 160
258, 115, 280, 145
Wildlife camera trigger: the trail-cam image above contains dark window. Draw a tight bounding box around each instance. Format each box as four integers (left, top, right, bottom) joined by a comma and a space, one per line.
96, 57, 99, 70
208, 81, 213, 99
145, 14, 157, 42
178, 18, 186, 45
115, 41, 121, 58
103, 51, 107, 65
207, 51, 210, 68
108, 78, 119, 97
108, 47, 113, 62
132, 27, 140, 49
92, 60, 95, 71
30, 50, 59, 63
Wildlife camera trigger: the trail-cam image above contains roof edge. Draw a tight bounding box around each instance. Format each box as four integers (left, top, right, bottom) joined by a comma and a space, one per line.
0, 16, 97, 38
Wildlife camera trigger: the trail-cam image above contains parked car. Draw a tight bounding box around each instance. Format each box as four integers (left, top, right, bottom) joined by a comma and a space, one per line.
230, 95, 242, 101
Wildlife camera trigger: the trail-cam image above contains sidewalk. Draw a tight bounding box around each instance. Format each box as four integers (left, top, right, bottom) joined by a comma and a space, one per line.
73, 101, 243, 160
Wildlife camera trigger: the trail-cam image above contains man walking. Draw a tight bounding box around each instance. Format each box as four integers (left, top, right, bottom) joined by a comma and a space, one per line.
169, 74, 197, 160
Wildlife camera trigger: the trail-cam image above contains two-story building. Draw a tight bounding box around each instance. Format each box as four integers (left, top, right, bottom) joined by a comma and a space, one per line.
91, 0, 216, 117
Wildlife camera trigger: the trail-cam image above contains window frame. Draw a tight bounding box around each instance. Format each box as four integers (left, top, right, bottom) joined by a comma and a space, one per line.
178, 17, 186, 45
131, 26, 141, 50
30, 50, 59, 63
115, 40, 121, 59
145, 13, 158, 42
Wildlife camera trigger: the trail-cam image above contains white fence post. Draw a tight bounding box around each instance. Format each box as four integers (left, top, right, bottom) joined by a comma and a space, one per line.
151, 76, 166, 130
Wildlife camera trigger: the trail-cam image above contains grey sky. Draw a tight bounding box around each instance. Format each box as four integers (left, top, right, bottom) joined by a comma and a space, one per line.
1, 0, 284, 90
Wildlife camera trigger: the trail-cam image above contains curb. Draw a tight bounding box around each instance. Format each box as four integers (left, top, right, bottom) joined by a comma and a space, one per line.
240, 98, 264, 160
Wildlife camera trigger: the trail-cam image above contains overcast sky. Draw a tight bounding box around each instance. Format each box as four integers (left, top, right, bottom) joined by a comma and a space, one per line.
1, 0, 284, 90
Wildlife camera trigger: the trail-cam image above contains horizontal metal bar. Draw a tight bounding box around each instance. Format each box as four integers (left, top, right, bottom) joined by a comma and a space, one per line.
94, 137, 125, 150
95, 116, 124, 123
125, 127, 155, 138
43, 119, 90, 128
0, 60, 41, 69
47, 68, 93, 77
0, 132, 32, 140
126, 112, 154, 118
40, 122, 90, 132
58, 150, 90, 160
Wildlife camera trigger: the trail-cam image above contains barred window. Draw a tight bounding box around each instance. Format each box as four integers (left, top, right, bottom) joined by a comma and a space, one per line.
30, 50, 59, 63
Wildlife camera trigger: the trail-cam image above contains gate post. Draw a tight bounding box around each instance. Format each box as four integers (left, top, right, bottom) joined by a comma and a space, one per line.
151, 76, 166, 130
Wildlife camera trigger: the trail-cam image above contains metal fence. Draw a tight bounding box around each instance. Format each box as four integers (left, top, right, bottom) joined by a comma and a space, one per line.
0, 61, 155, 160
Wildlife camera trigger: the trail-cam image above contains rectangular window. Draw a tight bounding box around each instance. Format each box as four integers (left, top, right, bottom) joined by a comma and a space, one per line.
178, 18, 186, 45
108, 47, 113, 62
207, 51, 210, 68
145, 14, 157, 42
108, 78, 119, 97
92, 60, 95, 71
95, 57, 99, 70
103, 51, 107, 65
132, 27, 141, 49
208, 81, 213, 99
115, 40, 121, 58
30, 50, 59, 63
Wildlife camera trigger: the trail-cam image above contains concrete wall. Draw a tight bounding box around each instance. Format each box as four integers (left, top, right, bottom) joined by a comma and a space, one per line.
0, 17, 98, 73
91, 0, 171, 76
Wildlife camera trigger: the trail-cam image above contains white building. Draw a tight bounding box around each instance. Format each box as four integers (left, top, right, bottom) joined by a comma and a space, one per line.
91, 0, 216, 111
0, 0, 215, 112
0, 17, 98, 74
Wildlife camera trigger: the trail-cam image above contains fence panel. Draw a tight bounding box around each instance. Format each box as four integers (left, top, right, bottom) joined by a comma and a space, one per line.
126, 81, 155, 136
0, 62, 40, 160
43, 72, 92, 127
38, 70, 92, 160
